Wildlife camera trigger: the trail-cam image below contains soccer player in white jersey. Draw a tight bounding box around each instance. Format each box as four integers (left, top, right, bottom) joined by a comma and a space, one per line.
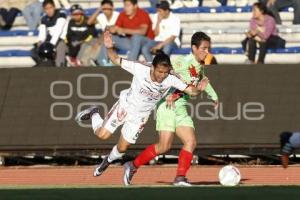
75, 31, 210, 177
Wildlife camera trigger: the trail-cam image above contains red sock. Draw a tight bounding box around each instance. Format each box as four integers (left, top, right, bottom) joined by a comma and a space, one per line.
176, 149, 193, 177
133, 144, 157, 168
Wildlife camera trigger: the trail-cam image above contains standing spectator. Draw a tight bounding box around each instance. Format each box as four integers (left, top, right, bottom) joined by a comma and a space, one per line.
260, 0, 300, 24
60, 4, 96, 67
32, 0, 67, 66
22, 0, 43, 30
243, 2, 285, 64
142, 1, 180, 62
96, 0, 154, 66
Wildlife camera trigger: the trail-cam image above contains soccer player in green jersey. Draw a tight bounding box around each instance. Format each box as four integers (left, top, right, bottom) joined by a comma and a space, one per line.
123, 32, 219, 186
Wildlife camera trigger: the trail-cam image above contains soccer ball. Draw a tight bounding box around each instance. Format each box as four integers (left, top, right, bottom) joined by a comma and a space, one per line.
218, 165, 241, 186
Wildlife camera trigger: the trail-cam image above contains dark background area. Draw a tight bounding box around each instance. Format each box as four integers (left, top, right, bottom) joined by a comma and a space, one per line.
0, 65, 299, 156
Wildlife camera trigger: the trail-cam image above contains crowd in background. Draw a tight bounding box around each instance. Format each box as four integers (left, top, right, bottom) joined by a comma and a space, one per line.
0, 0, 300, 66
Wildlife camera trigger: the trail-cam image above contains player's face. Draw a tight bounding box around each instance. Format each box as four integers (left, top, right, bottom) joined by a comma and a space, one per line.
152, 65, 170, 83
192, 40, 210, 63
44, 3, 56, 17
102, 3, 113, 18
124, 1, 137, 16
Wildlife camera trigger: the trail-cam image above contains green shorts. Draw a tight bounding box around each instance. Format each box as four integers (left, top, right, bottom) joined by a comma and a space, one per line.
156, 98, 194, 132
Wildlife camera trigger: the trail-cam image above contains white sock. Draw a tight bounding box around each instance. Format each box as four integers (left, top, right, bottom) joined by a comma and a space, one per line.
289, 132, 300, 148
108, 145, 124, 163
91, 113, 103, 133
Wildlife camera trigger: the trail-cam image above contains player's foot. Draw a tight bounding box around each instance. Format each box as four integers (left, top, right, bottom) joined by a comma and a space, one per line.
75, 106, 100, 122
173, 176, 192, 187
123, 161, 137, 186
280, 132, 294, 168
93, 156, 111, 177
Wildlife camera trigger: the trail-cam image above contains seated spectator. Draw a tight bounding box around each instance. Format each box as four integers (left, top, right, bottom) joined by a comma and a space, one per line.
31, 0, 67, 66
80, 0, 119, 66
242, 2, 285, 64
22, 0, 43, 30
260, 0, 300, 24
214, 0, 249, 6
96, 0, 154, 66
58, 4, 96, 67
142, 1, 180, 62
0, 0, 24, 30
88, 0, 119, 31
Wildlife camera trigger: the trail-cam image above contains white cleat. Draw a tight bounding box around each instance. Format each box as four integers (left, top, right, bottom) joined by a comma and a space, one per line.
75, 106, 99, 122
173, 176, 192, 187
93, 156, 111, 177
123, 161, 137, 186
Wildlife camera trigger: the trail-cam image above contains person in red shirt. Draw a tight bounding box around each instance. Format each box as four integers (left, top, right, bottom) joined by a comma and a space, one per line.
96, 0, 154, 66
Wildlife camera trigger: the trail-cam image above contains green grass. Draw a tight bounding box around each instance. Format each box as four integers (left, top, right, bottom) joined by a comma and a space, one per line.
0, 186, 300, 200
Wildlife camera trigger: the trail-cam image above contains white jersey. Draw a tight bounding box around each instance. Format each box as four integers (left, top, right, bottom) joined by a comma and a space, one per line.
119, 59, 188, 117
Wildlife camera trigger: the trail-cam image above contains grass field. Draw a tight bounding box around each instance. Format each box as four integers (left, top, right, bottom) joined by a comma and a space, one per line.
1, 186, 300, 200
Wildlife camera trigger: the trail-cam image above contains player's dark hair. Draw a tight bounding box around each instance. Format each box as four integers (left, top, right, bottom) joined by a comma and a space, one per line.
191, 31, 211, 49
152, 51, 172, 69
101, 0, 113, 7
124, 0, 138, 5
43, 0, 55, 7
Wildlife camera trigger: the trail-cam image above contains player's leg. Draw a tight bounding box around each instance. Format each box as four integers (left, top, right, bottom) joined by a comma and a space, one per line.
123, 102, 176, 185
94, 134, 131, 176
173, 102, 196, 186
280, 131, 300, 168
123, 131, 175, 186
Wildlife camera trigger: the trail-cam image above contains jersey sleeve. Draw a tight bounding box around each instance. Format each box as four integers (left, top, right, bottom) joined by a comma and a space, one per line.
168, 75, 188, 91
120, 59, 136, 75
204, 83, 218, 101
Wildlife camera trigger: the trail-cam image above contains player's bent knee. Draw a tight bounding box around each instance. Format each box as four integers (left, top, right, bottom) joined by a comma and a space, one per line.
184, 139, 197, 151
95, 128, 111, 140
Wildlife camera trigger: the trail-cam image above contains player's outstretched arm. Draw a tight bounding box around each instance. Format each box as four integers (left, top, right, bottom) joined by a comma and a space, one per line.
183, 77, 209, 96
103, 31, 121, 66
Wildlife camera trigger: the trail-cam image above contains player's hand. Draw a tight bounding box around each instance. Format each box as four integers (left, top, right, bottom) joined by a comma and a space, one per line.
213, 100, 219, 110
197, 77, 209, 92
103, 31, 114, 49
165, 95, 176, 109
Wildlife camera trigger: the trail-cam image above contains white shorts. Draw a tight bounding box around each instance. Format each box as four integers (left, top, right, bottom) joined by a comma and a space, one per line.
102, 100, 149, 144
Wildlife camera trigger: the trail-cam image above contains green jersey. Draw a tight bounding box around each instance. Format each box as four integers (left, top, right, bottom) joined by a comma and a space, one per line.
171, 53, 218, 101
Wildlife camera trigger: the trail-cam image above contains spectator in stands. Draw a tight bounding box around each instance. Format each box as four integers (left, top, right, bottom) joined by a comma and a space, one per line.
142, 1, 181, 62
58, 4, 96, 67
96, 0, 154, 66
78, 0, 119, 66
243, 2, 285, 64
88, 0, 119, 32
0, 0, 25, 30
22, 1, 43, 30
260, 0, 300, 24
32, 0, 67, 66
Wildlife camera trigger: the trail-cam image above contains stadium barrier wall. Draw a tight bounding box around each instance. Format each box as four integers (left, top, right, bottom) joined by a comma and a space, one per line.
0, 65, 299, 156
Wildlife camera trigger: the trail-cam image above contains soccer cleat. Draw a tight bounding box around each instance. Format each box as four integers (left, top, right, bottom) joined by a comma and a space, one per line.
93, 156, 111, 177
123, 161, 137, 186
173, 176, 192, 187
280, 132, 294, 168
75, 106, 100, 122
